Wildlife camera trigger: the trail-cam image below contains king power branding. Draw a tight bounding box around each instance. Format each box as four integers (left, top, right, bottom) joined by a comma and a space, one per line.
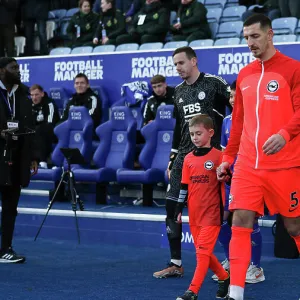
131, 56, 178, 78
54, 59, 104, 81
218, 52, 255, 75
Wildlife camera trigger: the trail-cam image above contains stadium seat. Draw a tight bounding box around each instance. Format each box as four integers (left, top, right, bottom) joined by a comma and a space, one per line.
116, 43, 139, 52
164, 41, 188, 49
214, 37, 240, 46
207, 8, 222, 23
73, 106, 137, 204
204, 0, 226, 9
14, 36, 26, 56
49, 47, 71, 56
71, 46, 93, 54
58, 21, 70, 39
209, 22, 219, 39
215, 21, 243, 39
170, 10, 177, 25
46, 21, 56, 40
90, 85, 110, 123
295, 20, 300, 35
240, 38, 248, 45
273, 34, 297, 43
139, 42, 164, 50
225, 0, 239, 7
49, 87, 70, 111
117, 105, 175, 206
298, 35, 300, 42
33, 106, 93, 182
189, 39, 214, 47
63, 8, 80, 20
220, 6, 247, 23
48, 9, 67, 27
272, 17, 298, 35
93, 45, 115, 53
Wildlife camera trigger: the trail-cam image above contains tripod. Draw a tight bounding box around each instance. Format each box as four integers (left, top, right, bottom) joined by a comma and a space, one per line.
34, 148, 86, 244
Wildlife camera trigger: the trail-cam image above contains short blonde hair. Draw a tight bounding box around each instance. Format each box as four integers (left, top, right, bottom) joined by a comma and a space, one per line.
189, 114, 214, 130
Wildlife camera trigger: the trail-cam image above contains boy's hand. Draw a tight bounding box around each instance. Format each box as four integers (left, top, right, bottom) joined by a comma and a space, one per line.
217, 162, 231, 182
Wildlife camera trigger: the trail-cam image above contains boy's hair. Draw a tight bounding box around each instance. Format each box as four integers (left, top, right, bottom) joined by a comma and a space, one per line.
172, 46, 197, 60
243, 13, 272, 30
150, 74, 166, 85
230, 80, 236, 91
189, 114, 214, 130
75, 73, 89, 83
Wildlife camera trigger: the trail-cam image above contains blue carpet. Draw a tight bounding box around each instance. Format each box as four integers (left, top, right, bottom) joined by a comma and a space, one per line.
1, 237, 299, 300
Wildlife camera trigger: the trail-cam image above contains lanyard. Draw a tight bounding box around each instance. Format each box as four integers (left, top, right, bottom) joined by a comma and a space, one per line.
0, 89, 15, 119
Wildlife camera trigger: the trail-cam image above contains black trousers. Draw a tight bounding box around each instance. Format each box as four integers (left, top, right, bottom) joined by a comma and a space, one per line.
0, 185, 21, 251
0, 24, 15, 57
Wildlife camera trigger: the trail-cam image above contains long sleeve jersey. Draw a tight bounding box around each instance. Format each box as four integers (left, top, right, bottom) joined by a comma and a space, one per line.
223, 51, 300, 170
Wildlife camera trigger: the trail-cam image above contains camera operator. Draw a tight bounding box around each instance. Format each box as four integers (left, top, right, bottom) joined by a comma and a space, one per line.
0, 57, 39, 263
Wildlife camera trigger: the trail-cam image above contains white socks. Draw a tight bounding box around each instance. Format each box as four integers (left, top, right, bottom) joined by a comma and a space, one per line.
171, 259, 182, 267
229, 285, 244, 300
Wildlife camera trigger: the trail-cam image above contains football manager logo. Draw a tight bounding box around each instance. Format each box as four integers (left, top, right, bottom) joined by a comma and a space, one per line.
267, 80, 279, 93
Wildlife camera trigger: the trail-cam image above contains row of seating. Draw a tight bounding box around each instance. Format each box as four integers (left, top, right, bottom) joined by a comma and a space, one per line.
35, 105, 175, 206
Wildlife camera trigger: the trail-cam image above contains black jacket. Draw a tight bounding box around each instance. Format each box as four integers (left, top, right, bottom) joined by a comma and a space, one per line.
94, 9, 126, 40
173, 0, 211, 38
0, 83, 40, 187
32, 92, 60, 127
67, 11, 99, 45
130, 2, 170, 38
61, 88, 102, 129
143, 86, 175, 125
0, 0, 19, 25
21, 0, 50, 20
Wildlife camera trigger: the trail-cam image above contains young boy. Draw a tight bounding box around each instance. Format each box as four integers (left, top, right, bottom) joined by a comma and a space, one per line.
175, 114, 230, 300
212, 81, 265, 284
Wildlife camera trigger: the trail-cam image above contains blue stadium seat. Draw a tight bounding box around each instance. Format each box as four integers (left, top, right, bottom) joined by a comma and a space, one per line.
34, 107, 93, 181
73, 106, 137, 204
117, 105, 175, 206
225, 0, 239, 7
273, 34, 297, 43
240, 38, 248, 44
207, 8, 222, 23
215, 21, 243, 39
139, 42, 164, 50
71, 46, 93, 54
93, 45, 115, 53
170, 11, 177, 25
295, 20, 300, 35
272, 17, 298, 35
116, 43, 139, 52
204, 0, 226, 9
214, 37, 240, 46
63, 8, 80, 20
164, 41, 188, 49
49, 87, 69, 111
247, 4, 263, 10
59, 21, 70, 38
48, 9, 67, 22
298, 35, 300, 42
189, 39, 214, 47
209, 22, 219, 39
220, 6, 247, 23
90, 85, 110, 123
49, 47, 71, 56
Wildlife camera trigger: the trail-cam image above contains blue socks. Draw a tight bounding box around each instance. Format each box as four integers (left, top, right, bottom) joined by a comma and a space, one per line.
251, 222, 262, 267
219, 221, 232, 260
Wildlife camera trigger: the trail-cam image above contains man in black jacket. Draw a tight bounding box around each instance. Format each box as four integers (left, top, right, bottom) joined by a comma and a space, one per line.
0, 57, 39, 263
143, 75, 174, 126
0, 0, 19, 57
30, 84, 60, 169
21, 0, 50, 56
60, 73, 102, 131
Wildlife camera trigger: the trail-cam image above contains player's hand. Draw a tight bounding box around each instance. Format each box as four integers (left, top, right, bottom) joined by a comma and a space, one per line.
31, 161, 38, 176
217, 162, 231, 182
173, 22, 181, 30
93, 38, 98, 45
167, 161, 171, 179
262, 134, 286, 155
102, 37, 109, 45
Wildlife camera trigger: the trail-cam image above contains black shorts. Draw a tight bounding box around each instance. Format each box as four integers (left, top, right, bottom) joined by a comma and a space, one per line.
166, 153, 186, 202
